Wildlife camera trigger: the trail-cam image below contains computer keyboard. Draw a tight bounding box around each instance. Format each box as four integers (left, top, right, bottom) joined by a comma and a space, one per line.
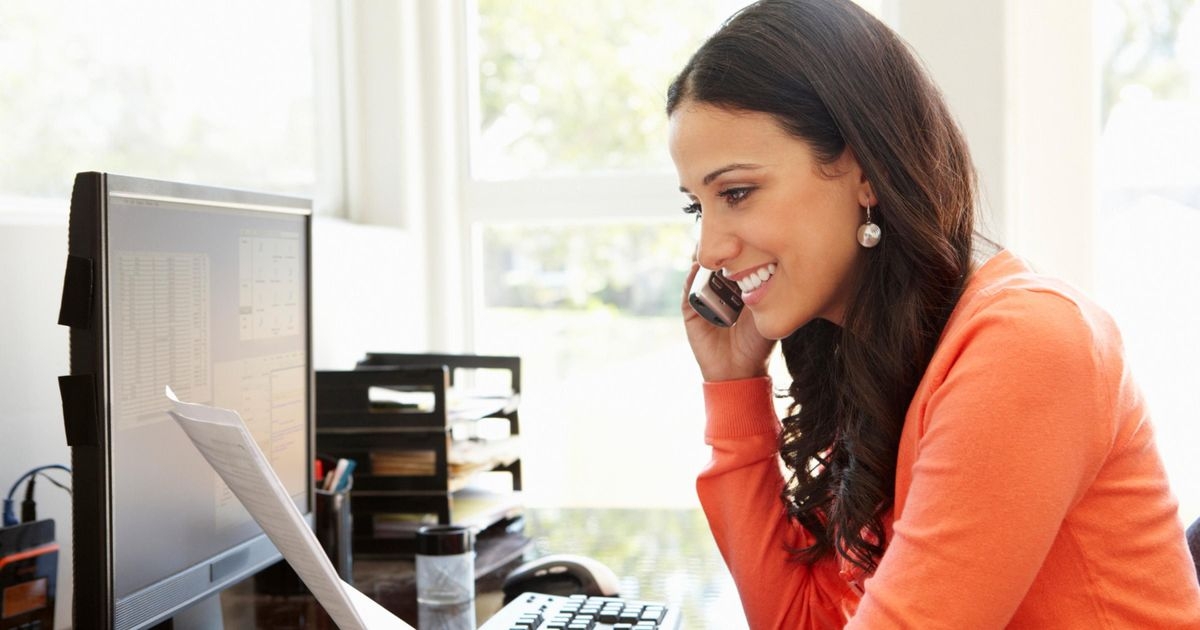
479, 592, 682, 630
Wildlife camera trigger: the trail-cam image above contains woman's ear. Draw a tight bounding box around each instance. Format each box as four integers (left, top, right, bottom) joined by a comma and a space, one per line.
859, 176, 877, 208
840, 146, 877, 208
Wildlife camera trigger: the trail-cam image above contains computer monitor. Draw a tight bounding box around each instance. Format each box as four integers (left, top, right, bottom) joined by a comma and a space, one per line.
58, 172, 313, 629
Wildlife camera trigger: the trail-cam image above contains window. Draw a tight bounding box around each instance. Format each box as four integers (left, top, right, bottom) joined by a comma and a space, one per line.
464, 0, 738, 508
0, 0, 316, 208
1094, 0, 1200, 521
468, 1, 722, 181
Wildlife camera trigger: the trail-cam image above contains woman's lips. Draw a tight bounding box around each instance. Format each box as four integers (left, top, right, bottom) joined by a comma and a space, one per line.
733, 263, 776, 306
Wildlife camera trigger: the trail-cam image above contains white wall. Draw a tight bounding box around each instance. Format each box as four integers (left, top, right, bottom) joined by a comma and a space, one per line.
0, 216, 73, 628
0, 212, 425, 628
895, 0, 1009, 237
311, 216, 428, 368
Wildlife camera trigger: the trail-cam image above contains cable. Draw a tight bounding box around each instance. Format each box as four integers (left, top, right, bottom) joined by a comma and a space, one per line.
35, 472, 72, 496
18, 473, 73, 523
3, 464, 70, 527
21, 476, 37, 523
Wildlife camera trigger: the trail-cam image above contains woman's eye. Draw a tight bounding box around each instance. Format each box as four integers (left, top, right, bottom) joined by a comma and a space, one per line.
682, 202, 702, 218
718, 187, 754, 205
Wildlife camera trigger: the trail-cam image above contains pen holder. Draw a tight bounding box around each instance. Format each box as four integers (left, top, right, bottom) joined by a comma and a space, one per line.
315, 483, 353, 582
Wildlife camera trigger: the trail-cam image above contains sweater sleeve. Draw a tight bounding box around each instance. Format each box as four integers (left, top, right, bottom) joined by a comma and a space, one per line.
847, 289, 1117, 628
697, 377, 854, 629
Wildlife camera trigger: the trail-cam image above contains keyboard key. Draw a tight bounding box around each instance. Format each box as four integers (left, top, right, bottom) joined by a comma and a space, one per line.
621, 609, 644, 623
481, 593, 678, 630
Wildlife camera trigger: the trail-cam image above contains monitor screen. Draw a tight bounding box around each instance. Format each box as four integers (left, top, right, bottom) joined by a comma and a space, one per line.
60, 172, 313, 629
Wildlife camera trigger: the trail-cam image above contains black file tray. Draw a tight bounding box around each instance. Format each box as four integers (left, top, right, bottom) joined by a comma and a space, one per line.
316, 353, 523, 556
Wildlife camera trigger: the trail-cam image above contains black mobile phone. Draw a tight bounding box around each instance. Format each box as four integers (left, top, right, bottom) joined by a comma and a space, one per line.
688, 267, 743, 327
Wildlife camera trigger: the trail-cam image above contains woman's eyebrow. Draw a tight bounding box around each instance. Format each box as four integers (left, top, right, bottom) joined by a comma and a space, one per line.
678, 163, 763, 193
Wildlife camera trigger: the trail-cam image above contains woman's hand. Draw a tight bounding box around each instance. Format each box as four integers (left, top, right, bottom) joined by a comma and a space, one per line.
681, 262, 777, 382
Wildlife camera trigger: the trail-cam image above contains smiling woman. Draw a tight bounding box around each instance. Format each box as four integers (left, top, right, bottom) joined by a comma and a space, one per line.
667, 0, 1200, 627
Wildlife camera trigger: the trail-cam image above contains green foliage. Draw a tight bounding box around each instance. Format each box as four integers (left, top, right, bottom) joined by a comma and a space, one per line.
1099, 0, 1199, 125
473, 0, 724, 178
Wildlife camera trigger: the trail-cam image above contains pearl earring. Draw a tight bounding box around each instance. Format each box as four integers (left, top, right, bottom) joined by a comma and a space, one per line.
857, 204, 881, 248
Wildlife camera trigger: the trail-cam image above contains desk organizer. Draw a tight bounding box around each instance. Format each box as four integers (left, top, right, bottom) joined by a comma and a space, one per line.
316, 353, 523, 556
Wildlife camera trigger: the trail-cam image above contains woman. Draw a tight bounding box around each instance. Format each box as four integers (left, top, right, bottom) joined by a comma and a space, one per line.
668, 0, 1200, 627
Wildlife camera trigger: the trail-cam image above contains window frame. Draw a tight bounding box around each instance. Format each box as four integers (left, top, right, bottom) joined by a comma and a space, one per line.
450, 0, 707, 350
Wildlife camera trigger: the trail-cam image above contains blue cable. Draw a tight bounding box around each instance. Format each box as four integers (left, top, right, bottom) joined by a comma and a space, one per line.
3, 464, 71, 527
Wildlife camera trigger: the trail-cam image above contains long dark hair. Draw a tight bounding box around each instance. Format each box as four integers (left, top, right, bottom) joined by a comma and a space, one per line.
667, 0, 976, 573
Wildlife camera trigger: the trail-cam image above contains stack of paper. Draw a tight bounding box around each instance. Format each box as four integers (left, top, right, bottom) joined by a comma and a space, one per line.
165, 387, 415, 630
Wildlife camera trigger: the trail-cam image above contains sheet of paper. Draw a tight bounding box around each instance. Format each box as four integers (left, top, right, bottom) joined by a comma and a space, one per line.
165, 387, 414, 630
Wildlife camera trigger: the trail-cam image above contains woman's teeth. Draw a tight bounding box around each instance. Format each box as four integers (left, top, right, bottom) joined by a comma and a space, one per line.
736, 263, 777, 292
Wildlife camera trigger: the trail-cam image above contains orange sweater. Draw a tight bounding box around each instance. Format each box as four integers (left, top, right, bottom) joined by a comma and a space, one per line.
698, 251, 1200, 628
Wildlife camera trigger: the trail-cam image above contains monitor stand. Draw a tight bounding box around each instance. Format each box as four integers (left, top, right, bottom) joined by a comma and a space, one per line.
150, 594, 223, 629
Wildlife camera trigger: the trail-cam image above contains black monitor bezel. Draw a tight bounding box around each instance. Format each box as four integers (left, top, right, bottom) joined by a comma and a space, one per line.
62, 171, 315, 629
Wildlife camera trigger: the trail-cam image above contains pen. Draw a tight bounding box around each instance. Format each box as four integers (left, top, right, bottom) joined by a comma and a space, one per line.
333, 459, 356, 493
326, 458, 349, 492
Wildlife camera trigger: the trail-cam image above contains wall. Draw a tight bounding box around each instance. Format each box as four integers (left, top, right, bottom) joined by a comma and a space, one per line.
0, 213, 424, 628
897, 0, 1096, 289
0, 215, 73, 627
311, 216, 428, 368
895, 0, 1009, 237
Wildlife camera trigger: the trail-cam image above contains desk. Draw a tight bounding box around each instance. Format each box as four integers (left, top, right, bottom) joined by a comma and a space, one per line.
224, 507, 747, 629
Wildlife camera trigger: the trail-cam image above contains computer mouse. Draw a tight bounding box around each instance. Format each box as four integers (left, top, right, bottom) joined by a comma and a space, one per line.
501, 553, 621, 603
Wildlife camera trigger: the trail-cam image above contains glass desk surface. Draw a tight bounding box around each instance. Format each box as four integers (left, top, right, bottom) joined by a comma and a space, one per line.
223, 507, 748, 629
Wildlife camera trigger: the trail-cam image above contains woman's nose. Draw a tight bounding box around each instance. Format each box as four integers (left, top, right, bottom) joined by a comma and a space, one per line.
696, 214, 739, 272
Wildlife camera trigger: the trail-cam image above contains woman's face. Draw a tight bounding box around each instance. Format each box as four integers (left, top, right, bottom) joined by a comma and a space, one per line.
669, 101, 873, 339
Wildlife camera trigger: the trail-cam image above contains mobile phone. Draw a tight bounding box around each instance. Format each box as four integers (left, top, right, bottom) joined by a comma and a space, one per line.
688, 267, 743, 327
